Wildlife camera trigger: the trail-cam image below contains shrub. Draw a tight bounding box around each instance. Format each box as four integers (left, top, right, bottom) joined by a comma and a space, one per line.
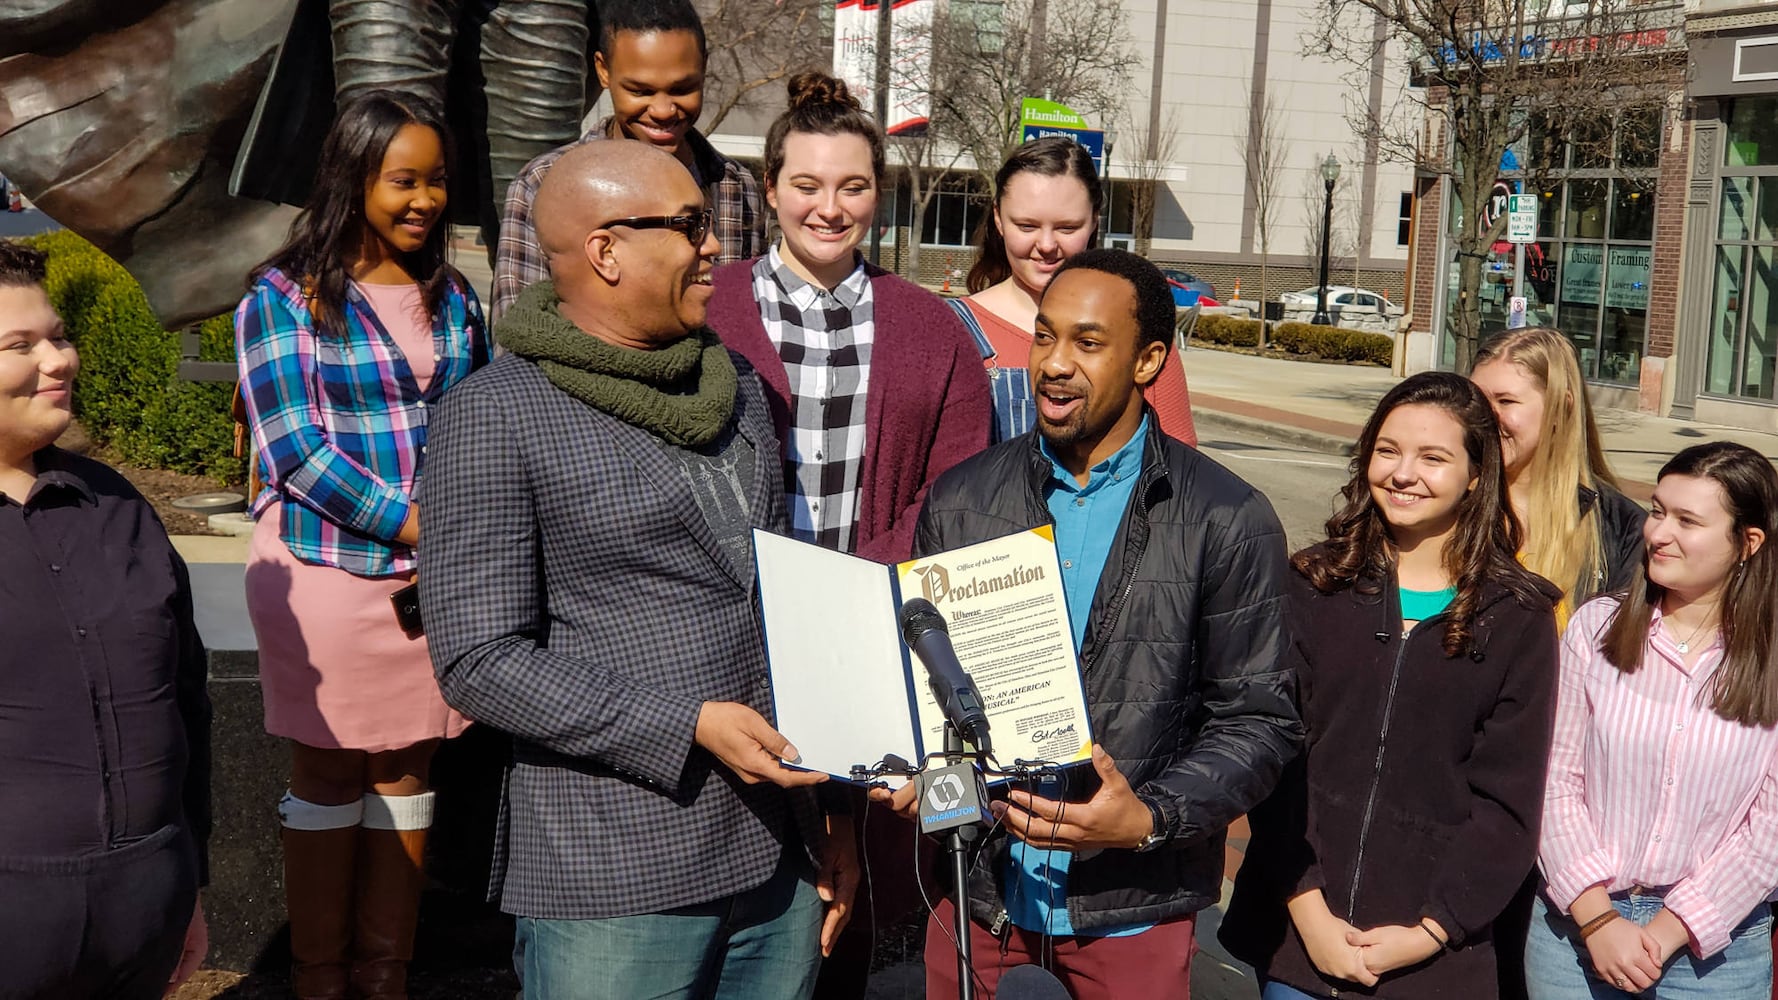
1192, 313, 1261, 348
1271, 322, 1393, 366
22, 232, 244, 484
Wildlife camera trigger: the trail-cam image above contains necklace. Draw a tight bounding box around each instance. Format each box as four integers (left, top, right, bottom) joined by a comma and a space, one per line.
1672, 616, 1715, 654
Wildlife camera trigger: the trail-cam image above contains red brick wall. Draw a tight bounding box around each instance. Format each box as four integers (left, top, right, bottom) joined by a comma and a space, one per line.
1409, 174, 1445, 334
1646, 78, 1689, 360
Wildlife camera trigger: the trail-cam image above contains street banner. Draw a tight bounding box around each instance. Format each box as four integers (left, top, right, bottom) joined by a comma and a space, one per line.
833, 0, 934, 135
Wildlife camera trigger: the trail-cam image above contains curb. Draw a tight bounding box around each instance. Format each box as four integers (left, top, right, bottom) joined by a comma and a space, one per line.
1193, 407, 1356, 459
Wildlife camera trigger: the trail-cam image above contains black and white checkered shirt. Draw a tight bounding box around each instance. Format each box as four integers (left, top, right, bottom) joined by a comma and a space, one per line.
751, 247, 874, 553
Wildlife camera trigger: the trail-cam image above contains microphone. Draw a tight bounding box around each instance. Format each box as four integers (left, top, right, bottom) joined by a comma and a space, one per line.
999, 966, 1071, 999
898, 598, 992, 752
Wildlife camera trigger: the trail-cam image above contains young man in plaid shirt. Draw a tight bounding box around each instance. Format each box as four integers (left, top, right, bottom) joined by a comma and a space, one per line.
491, 0, 765, 324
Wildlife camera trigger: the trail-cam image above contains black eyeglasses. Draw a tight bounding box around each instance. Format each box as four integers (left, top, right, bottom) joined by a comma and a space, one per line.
596, 210, 713, 248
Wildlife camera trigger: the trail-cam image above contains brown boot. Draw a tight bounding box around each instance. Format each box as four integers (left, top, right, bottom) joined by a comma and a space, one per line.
281, 823, 359, 1000
350, 794, 432, 1000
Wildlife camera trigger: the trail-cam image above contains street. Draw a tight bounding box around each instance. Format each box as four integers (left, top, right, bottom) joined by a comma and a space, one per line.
1197, 423, 1351, 552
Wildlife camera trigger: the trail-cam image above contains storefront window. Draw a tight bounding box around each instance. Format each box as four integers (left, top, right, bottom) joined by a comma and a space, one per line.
1611, 179, 1655, 240
1705, 98, 1778, 403
1727, 99, 1778, 168
1439, 104, 1660, 384
1708, 247, 1744, 396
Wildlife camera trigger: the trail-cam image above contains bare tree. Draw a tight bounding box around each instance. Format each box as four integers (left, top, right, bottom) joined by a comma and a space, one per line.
1236, 89, 1289, 343
1309, 0, 1684, 371
890, 130, 970, 283
698, 0, 829, 133
1121, 107, 1183, 255
905, 0, 1137, 193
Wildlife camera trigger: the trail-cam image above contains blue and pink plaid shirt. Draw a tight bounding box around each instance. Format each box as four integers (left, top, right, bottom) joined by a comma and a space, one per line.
235, 266, 490, 577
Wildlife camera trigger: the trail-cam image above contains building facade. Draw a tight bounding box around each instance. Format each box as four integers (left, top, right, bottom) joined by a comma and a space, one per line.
701, 0, 1419, 302
1401, 4, 1693, 414
1674, 0, 1778, 431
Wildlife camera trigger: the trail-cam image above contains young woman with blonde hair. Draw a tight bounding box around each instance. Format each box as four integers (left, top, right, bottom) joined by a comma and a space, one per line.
1470, 327, 1646, 624
1470, 326, 1649, 1000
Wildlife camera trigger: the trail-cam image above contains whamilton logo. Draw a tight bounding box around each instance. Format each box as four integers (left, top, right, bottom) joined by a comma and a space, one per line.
911, 561, 1046, 606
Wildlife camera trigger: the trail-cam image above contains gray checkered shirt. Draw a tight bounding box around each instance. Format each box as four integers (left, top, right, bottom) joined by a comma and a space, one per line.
417, 351, 821, 919
751, 247, 874, 553
490, 119, 766, 324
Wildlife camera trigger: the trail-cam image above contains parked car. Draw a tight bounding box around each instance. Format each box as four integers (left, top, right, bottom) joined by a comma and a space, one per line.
1279, 285, 1403, 316
1160, 267, 1216, 307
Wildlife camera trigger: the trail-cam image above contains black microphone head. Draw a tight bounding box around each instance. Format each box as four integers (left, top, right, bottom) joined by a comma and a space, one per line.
898, 597, 948, 646
999, 965, 1071, 1000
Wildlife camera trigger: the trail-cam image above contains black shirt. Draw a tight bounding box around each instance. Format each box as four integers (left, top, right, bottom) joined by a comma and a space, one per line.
0, 447, 211, 878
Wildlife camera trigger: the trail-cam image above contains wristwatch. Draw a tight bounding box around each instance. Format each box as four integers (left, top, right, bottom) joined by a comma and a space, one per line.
1134, 797, 1169, 852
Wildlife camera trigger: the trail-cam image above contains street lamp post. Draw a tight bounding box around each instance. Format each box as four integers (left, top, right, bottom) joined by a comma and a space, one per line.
1313, 153, 1341, 327
1101, 129, 1117, 248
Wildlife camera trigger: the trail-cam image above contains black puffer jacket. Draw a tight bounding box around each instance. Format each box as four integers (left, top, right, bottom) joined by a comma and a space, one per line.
912, 412, 1303, 931
1584, 483, 1647, 593
1220, 553, 1560, 999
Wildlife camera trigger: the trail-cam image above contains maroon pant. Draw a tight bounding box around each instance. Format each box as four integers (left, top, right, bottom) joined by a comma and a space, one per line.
924, 897, 1197, 1000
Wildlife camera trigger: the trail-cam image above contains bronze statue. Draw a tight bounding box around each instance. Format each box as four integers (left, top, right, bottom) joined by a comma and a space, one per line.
234, 0, 600, 252
0, 0, 599, 327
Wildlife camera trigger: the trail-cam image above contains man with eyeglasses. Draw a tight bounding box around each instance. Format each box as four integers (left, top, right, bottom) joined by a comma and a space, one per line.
417, 140, 855, 998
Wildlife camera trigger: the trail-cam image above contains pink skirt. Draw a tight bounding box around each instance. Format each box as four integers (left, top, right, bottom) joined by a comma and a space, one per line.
244, 504, 471, 751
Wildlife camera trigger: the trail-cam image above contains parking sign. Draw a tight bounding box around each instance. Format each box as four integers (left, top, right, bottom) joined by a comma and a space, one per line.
1507, 194, 1537, 244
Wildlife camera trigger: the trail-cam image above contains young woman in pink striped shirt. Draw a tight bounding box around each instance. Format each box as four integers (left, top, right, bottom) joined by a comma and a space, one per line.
1529, 441, 1778, 999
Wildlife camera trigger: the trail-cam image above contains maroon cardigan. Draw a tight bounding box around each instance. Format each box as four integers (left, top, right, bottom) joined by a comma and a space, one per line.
706, 258, 991, 564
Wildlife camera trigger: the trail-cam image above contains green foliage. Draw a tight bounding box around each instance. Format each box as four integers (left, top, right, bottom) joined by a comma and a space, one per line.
1191, 313, 1261, 347
1271, 322, 1394, 365
22, 232, 244, 484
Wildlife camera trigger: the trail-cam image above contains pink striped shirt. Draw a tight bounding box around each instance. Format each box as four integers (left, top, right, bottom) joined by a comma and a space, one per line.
1539, 595, 1778, 957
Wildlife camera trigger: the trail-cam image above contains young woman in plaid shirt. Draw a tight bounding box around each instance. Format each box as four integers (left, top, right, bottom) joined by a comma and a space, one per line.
704, 71, 991, 998
234, 90, 490, 1000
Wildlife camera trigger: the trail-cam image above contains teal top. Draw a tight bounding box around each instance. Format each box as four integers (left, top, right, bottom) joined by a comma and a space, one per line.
1400, 585, 1456, 622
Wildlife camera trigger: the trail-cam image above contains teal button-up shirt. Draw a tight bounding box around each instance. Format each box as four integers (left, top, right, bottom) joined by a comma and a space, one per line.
1004, 416, 1152, 937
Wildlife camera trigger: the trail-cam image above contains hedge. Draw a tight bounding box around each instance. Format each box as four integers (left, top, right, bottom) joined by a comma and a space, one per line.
1270, 322, 1393, 365
1188, 313, 1392, 366
24, 231, 244, 485
1192, 313, 1261, 348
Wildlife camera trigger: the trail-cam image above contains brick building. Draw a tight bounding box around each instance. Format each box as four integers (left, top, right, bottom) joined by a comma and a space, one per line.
1400, 7, 1690, 414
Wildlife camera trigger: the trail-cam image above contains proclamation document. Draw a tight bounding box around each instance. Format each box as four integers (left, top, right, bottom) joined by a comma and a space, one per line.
755, 526, 1093, 786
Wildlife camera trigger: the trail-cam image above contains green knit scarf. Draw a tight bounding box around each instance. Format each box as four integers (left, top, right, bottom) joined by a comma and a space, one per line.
496, 281, 737, 447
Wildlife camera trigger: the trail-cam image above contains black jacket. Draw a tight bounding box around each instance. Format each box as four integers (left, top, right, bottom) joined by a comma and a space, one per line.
912, 413, 1302, 931
1220, 554, 1560, 999
1585, 483, 1647, 593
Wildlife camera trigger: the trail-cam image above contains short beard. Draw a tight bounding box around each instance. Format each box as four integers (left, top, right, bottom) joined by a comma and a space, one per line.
1037, 409, 1089, 449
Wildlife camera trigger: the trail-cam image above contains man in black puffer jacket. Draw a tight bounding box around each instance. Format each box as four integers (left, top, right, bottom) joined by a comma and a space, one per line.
887, 249, 1302, 999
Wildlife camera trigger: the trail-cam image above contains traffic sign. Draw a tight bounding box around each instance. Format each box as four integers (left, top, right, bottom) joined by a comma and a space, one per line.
1020, 124, 1105, 173
1508, 193, 1537, 245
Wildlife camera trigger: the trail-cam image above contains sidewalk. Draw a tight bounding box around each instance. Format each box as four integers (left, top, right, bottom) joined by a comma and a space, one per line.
1182, 345, 1778, 500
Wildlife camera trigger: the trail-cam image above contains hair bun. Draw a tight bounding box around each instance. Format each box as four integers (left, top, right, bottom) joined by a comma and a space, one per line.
786, 71, 860, 113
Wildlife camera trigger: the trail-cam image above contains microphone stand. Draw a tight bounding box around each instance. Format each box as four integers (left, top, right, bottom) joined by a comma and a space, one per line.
942, 720, 981, 1000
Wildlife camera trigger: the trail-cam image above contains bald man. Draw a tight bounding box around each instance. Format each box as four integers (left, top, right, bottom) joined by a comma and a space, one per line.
417, 141, 854, 1000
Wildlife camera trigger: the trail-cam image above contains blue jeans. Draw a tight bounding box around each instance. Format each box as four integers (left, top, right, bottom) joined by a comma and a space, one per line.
1524, 892, 1773, 1000
513, 851, 822, 1000
1261, 979, 1328, 1000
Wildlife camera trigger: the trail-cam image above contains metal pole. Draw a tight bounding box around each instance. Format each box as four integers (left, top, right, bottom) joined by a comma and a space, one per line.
870, 0, 890, 267
1313, 176, 1335, 326
1512, 242, 1525, 302
1101, 140, 1113, 249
